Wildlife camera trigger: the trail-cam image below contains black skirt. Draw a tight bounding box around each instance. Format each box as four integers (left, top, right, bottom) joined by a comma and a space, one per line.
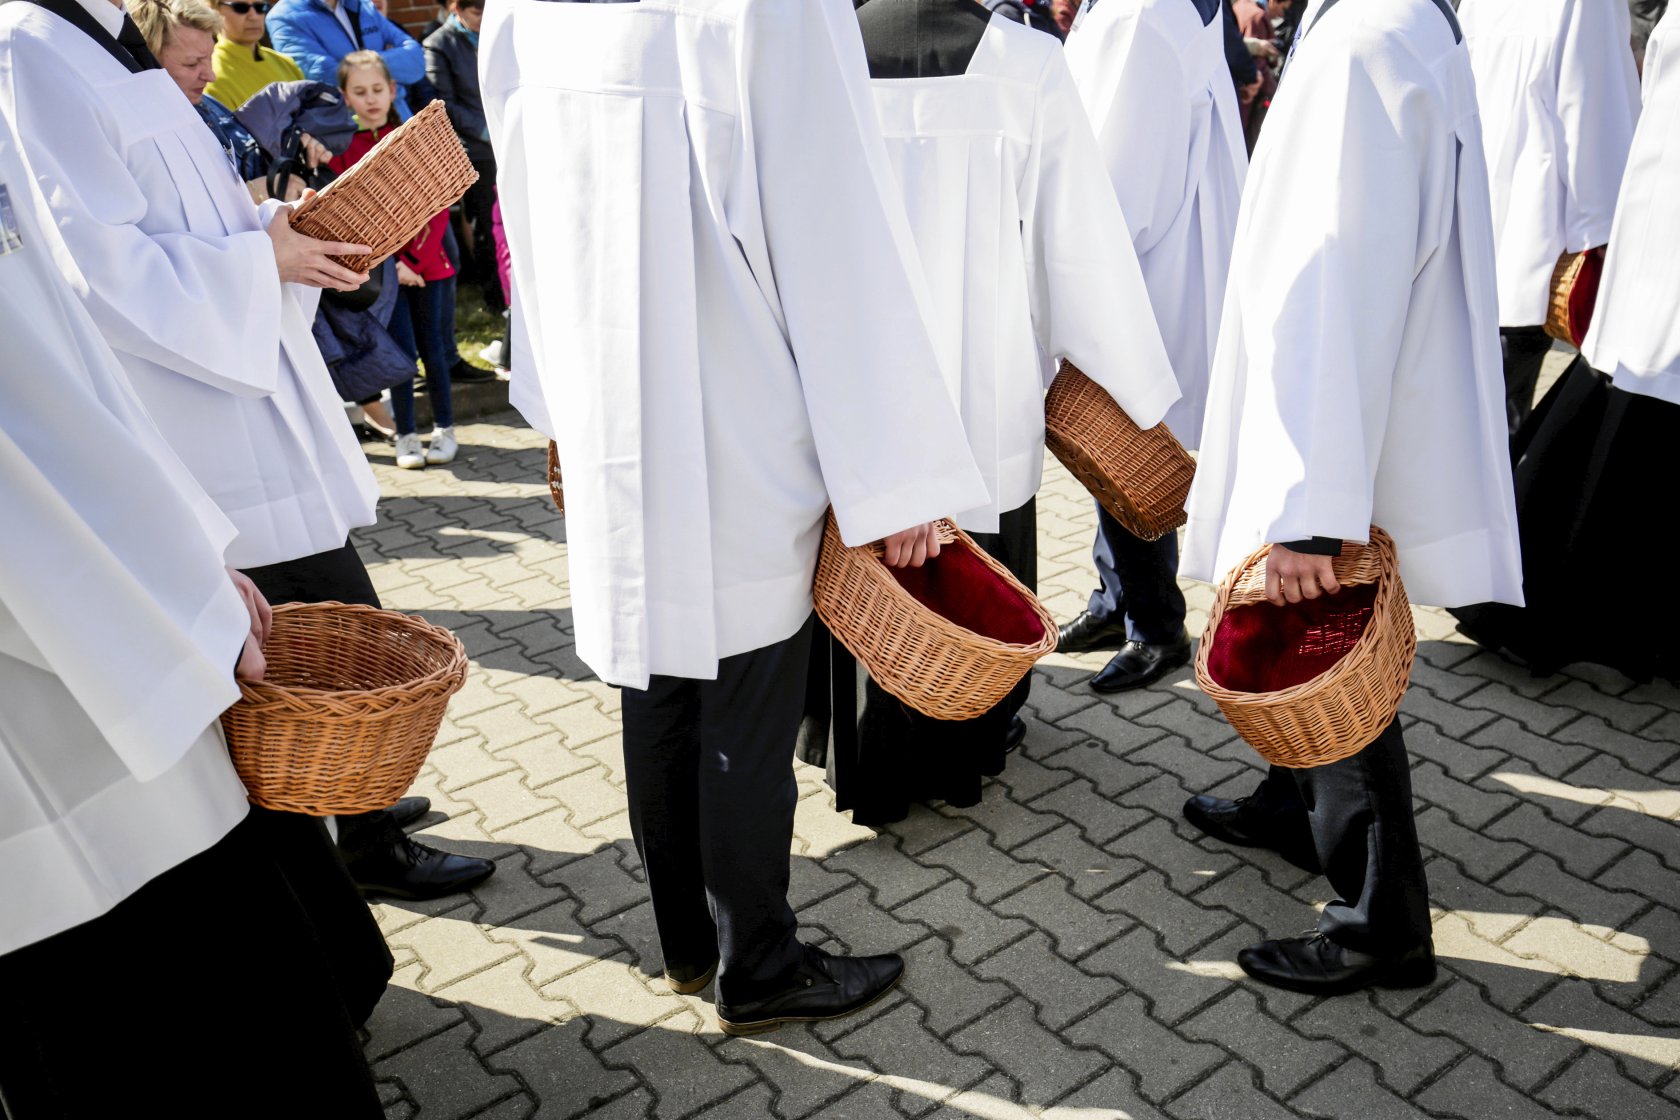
798, 500, 1037, 826
1451, 357, 1680, 681
0, 813, 384, 1118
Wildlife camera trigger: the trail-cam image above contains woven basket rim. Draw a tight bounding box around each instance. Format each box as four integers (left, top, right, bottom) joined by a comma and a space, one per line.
235, 601, 468, 705
1193, 528, 1402, 705
824, 513, 1058, 656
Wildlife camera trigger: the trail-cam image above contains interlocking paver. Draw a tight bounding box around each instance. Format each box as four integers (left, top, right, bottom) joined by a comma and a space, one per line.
345, 418, 1679, 1119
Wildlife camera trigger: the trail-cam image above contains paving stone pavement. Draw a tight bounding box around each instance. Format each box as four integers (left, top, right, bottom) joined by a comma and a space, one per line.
354, 413, 1680, 1120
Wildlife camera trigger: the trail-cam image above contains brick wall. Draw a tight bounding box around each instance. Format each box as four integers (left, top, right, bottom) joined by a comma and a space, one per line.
388, 0, 436, 39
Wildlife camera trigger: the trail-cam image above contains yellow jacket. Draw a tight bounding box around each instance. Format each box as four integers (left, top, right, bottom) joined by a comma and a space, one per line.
206, 37, 305, 111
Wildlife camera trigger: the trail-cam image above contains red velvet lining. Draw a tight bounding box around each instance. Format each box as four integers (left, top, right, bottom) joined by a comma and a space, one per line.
1568, 250, 1603, 347
887, 540, 1047, 646
1205, 584, 1380, 693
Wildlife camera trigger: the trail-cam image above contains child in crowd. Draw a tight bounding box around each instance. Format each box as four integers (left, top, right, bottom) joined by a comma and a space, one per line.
330, 49, 458, 469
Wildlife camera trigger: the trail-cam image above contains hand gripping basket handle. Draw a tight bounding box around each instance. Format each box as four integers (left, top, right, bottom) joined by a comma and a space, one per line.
1224, 533, 1394, 608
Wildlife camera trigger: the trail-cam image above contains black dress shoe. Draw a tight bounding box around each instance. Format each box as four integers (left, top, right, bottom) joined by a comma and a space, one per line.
344, 832, 496, 901
387, 797, 432, 830
1089, 633, 1192, 693
717, 946, 904, 1037
1182, 794, 1320, 872
1004, 715, 1027, 754
665, 958, 720, 995
450, 359, 498, 384
1238, 933, 1436, 996
1057, 610, 1131, 654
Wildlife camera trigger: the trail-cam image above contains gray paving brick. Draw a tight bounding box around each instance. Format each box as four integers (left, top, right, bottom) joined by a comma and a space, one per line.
1164, 1061, 1296, 1120
372, 1020, 527, 1120
1041, 1068, 1167, 1119
1015, 821, 1142, 901
896, 935, 1014, 1036
1416, 805, 1530, 879
990, 874, 1131, 963
599, 1014, 758, 1120
1496, 853, 1649, 932
972, 931, 1122, 1030
802, 1080, 912, 1120
1110, 815, 1241, 895
825, 1002, 990, 1117
1292, 990, 1462, 1094
947, 996, 1107, 1102
1525, 982, 1677, 1086
822, 835, 950, 910
1554, 715, 1680, 776
712, 1027, 874, 1120
1063, 993, 1226, 1102
800, 883, 929, 955
1538, 1051, 1680, 1120
894, 880, 1034, 965
1409, 758, 1518, 831
1486, 803, 1629, 878
1414, 1056, 1572, 1120
1468, 717, 1595, 779
1287, 1058, 1436, 1120
1178, 988, 1348, 1096
1407, 982, 1582, 1090
1028, 777, 1154, 845
919, 829, 1049, 904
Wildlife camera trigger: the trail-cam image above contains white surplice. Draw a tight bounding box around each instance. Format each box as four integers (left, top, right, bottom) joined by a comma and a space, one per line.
1063, 0, 1246, 450
1458, 0, 1642, 327
867, 13, 1181, 534
0, 0, 379, 569
1183, 0, 1524, 610
1581, 6, 1680, 404
0, 118, 251, 955
482, 0, 988, 689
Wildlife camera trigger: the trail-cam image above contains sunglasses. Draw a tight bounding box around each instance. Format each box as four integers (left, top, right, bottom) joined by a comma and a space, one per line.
219, 2, 271, 13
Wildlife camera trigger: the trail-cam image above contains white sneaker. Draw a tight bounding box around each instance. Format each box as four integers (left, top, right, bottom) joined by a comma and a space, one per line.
478, 339, 507, 367
425, 426, 458, 465
394, 432, 426, 469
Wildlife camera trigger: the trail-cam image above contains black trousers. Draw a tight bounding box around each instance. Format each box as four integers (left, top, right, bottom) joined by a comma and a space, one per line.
1244, 719, 1431, 956
0, 813, 383, 1119
620, 616, 815, 1007
1087, 502, 1186, 644
238, 540, 395, 1024
1501, 325, 1554, 435
799, 500, 1036, 825
461, 160, 502, 311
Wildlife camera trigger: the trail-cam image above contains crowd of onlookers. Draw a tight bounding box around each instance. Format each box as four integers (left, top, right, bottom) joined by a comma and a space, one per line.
136, 0, 508, 468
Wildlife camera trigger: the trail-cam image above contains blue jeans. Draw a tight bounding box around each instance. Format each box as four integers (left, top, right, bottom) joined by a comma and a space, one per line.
387, 275, 456, 435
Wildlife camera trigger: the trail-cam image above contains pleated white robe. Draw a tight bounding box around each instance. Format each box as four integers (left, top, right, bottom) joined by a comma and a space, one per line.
482, 0, 988, 689
1183, 0, 1524, 611
1063, 0, 1247, 449
1458, 0, 1642, 327
867, 14, 1181, 534
0, 119, 251, 954
1581, 6, 1680, 405
0, 0, 379, 569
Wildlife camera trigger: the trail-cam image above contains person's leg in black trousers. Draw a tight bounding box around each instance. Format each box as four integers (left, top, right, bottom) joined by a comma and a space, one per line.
1087, 510, 1191, 692
1501, 325, 1554, 435
240, 541, 495, 900
462, 162, 503, 312
1189, 719, 1435, 994
621, 619, 809, 1002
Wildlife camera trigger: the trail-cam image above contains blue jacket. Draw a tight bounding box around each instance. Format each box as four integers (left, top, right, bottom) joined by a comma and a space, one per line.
266, 0, 425, 120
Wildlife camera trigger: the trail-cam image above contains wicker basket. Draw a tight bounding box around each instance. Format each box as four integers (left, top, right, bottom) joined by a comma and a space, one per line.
289, 100, 479, 273
1044, 362, 1194, 542
546, 440, 565, 516
1194, 528, 1416, 768
1544, 248, 1604, 347
812, 510, 1057, 720
221, 602, 469, 815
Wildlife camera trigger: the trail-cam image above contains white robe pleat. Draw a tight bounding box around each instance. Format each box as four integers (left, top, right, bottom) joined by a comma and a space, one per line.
867, 14, 1181, 534
1063, 0, 1247, 450
1458, 0, 1642, 327
1183, 0, 1524, 610
482, 0, 988, 688
0, 118, 249, 954
0, 1, 379, 569
1581, 6, 1680, 404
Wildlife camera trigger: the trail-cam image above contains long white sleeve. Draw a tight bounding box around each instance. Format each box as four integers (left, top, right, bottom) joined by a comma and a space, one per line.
1555, 0, 1641, 250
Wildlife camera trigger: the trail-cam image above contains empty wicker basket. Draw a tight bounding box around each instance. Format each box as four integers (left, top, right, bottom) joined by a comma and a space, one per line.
1544, 248, 1604, 347
812, 511, 1057, 720
1194, 528, 1416, 768
289, 100, 479, 273
221, 602, 469, 815
1045, 362, 1194, 542
546, 440, 565, 516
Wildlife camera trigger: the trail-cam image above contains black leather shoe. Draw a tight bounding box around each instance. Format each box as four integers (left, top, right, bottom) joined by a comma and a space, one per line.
1089, 633, 1192, 692
665, 959, 720, 995
345, 833, 496, 901
1004, 715, 1027, 754
1238, 933, 1436, 996
388, 797, 432, 830
1057, 610, 1130, 654
1182, 794, 1320, 872
717, 946, 904, 1037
